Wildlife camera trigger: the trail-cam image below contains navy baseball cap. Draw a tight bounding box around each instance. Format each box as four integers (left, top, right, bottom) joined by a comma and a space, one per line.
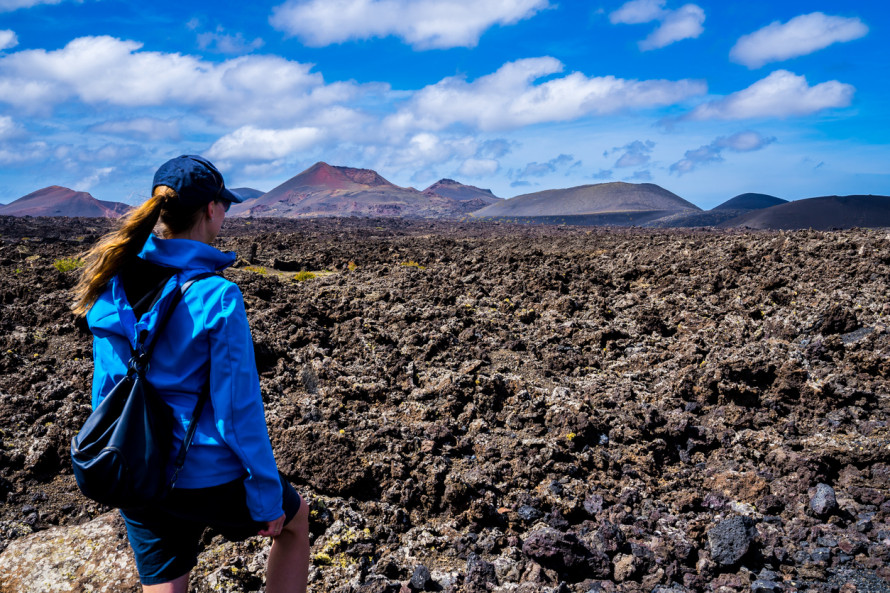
152, 155, 243, 209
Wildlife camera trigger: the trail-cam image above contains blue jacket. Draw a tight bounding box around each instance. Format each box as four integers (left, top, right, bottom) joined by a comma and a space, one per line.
87, 234, 283, 522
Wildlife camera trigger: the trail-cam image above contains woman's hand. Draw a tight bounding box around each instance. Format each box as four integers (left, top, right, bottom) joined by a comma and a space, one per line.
258, 513, 286, 538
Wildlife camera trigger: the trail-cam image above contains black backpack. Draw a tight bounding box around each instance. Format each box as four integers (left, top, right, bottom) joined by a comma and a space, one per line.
71, 272, 216, 508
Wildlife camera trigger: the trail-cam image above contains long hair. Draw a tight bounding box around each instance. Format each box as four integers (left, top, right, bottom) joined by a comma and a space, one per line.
71, 185, 205, 316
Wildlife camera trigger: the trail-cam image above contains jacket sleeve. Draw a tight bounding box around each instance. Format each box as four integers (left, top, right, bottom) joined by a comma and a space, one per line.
204, 280, 283, 522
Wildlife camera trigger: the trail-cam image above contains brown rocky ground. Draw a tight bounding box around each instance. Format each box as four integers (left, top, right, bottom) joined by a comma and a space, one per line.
0, 216, 888, 593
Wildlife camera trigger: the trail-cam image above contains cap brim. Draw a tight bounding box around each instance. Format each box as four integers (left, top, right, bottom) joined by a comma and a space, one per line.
221, 187, 245, 204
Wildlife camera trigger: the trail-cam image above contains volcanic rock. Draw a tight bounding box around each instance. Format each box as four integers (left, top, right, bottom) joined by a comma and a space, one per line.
811, 484, 839, 517
0, 512, 139, 592
521, 528, 610, 579
707, 516, 757, 566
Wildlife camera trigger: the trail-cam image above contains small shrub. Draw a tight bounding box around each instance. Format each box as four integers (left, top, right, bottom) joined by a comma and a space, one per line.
293, 270, 316, 282
347, 261, 357, 271
53, 257, 84, 273
400, 260, 426, 270
243, 265, 267, 274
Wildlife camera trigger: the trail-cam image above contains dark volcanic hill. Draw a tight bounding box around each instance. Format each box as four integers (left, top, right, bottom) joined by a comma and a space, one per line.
720, 194, 890, 230
713, 192, 787, 211
423, 178, 502, 215
0, 186, 130, 218
229, 162, 468, 219
424, 179, 501, 202
647, 193, 787, 228
472, 182, 699, 225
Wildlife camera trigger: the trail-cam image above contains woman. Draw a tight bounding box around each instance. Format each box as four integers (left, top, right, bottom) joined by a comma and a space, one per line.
72, 155, 309, 593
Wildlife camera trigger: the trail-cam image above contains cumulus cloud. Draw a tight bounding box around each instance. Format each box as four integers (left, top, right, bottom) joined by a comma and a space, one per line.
0, 36, 358, 127
627, 170, 652, 181
197, 26, 264, 54
386, 57, 705, 133
610, 0, 705, 50
91, 117, 181, 140
607, 139, 655, 168
74, 166, 114, 192
592, 169, 613, 180
476, 138, 514, 159
458, 158, 499, 178
0, 141, 48, 164
670, 130, 775, 174
0, 114, 23, 139
270, 0, 550, 49
0, 30, 17, 51
731, 12, 868, 69
207, 125, 325, 161
0, 0, 63, 12
516, 153, 576, 178
686, 70, 854, 120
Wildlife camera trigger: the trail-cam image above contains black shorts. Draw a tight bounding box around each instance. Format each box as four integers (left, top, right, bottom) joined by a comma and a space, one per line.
120, 472, 301, 585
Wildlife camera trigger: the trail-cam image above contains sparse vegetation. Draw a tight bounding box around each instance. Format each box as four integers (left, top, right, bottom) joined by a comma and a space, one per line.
53, 257, 84, 273
399, 260, 425, 270
293, 270, 316, 282
243, 265, 267, 274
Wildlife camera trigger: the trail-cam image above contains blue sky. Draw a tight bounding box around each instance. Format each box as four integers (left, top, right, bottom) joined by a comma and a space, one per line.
0, 0, 887, 209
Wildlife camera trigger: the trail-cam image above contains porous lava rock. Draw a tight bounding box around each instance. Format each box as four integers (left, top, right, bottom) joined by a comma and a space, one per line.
707, 516, 757, 566
0, 216, 889, 593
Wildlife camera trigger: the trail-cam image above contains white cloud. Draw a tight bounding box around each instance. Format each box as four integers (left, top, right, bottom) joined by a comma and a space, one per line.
74, 166, 114, 191
458, 158, 499, 178
686, 70, 854, 120
207, 125, 325, 161
0, 140, 48, 164
607, 139, 655, 168
197, 26, 264, 54
516, 153, 575, 178
731, 12, 868, 69
270, 0, 550, 49
0, 0, 63, 12
640, 4, 704, 50
0, 30, 17, 51
0, 114, 22, 139
610, 0, 705, 50
385, 57, 706, 133
91, 117, 180, 140
670, 130, 775, 174
0, 36, 357, 126
609, 0, 665, 25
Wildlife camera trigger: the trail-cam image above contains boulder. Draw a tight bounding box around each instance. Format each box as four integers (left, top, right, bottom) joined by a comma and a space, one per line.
0, 512, 139, 592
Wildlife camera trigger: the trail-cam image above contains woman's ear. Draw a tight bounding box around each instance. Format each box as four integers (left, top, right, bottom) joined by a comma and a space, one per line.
204, 201, 217, 221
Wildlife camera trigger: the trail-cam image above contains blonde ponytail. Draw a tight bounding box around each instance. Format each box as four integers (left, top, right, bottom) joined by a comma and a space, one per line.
71, 186, 174, 316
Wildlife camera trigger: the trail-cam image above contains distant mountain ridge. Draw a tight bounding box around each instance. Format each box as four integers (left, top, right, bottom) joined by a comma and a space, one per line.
472, 182, 699, 223
646, 192, 787, 228
0, 186, 130, 218
713, 193, 787, 211
229, 162, 497, 219
719, 195, 890, 230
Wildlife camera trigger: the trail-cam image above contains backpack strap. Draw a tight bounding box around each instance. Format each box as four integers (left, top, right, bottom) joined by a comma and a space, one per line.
130, 272, 220, 374
123, 271, 222, 492
162, 272, 220, 491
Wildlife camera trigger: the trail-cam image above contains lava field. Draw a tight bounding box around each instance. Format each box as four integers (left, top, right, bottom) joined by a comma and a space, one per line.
0, 216, 888, 593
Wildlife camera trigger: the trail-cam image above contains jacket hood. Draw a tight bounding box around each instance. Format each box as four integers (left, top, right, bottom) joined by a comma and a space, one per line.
138, 234, 236, 273
87, 235, 236, 351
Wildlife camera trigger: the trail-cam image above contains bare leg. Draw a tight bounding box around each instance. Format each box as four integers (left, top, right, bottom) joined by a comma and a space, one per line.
266, 493, 310, 593
143, 571, 189, 593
